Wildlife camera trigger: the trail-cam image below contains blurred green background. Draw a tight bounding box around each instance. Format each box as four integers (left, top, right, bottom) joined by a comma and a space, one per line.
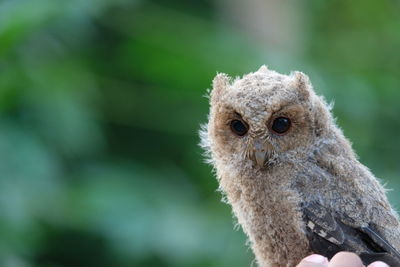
0, 0, 399, 266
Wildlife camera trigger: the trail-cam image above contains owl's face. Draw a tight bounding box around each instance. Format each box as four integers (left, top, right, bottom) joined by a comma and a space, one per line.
204, 66, 328, 172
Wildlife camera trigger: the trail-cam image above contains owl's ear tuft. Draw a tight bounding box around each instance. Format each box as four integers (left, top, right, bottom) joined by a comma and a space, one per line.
291, 71, 311, 101
257, 65, 269, 73
211, 73, 230, 102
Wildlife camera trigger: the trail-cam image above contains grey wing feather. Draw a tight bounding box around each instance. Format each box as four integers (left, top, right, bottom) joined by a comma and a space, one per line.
302, 202, 400, 266
302, 202, 344, 245
361, 225, 400, 259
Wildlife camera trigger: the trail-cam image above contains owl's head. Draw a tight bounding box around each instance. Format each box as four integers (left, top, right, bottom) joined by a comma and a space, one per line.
201, 66, 334, 174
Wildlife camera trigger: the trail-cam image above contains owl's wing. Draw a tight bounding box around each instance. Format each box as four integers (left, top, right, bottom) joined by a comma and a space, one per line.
302, 202, 400, 266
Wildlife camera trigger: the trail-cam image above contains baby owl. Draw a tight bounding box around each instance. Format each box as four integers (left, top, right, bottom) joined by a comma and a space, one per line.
200, 66, 400, 267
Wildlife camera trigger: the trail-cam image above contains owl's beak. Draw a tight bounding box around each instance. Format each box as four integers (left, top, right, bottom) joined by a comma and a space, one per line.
253, 139, 268, 168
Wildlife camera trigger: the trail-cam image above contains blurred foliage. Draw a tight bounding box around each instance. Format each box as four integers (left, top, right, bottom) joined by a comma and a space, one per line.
0, 0, 399, 266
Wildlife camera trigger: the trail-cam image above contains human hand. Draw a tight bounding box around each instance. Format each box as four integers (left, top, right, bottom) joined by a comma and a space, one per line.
296, 252, 389, 267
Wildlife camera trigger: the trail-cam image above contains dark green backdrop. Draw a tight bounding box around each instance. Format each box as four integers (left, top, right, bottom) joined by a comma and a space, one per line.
0, 0, 399, 266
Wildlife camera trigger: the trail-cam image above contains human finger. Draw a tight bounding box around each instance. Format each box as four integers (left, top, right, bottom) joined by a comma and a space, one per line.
368, 261, 389, 267
296, 254, 329, 267
328, 252, 363, 267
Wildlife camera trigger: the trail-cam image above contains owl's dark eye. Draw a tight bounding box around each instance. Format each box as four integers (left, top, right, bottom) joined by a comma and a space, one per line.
271, 117, 291, 134
230, 119, 248, 136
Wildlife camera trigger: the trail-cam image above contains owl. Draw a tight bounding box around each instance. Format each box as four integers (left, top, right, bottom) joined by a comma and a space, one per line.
200, 66, 400, 267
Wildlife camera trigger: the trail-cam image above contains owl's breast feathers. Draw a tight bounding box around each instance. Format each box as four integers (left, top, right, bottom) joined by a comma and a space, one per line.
302, 202, 400, 266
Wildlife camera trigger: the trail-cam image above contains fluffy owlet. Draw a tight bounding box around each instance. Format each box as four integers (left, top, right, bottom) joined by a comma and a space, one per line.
200, 66, 400, 267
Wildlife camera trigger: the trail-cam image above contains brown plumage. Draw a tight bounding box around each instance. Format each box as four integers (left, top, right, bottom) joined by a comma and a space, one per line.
200, 66, 400, 267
